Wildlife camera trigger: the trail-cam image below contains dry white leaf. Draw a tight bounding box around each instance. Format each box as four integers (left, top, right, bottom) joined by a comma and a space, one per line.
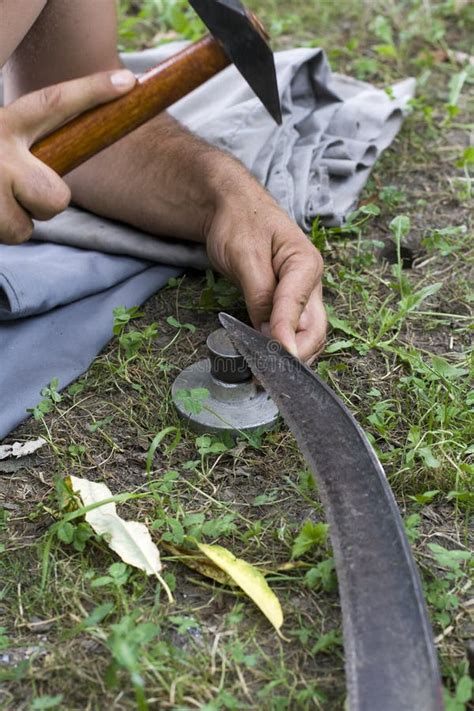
69, 475, 172, 601
0, 437, 46, 461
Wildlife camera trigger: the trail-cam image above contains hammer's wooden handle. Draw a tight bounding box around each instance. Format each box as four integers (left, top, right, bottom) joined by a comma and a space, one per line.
31, 37, 230, 176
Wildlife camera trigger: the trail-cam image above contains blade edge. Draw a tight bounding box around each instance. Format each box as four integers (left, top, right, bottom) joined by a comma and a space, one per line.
220, 313, 443, 711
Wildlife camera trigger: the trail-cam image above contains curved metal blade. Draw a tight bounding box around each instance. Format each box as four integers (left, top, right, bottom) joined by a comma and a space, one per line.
188, 0, 282, 124
219, 313, 443, 711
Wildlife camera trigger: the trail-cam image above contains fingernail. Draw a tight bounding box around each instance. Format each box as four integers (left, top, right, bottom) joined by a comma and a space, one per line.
286, 337, 299, 359
110, 70, 136, 90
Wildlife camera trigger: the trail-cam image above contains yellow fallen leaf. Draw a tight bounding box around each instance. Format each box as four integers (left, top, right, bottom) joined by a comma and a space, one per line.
162, 543, 306, 582
69, 476, 172, 602
197, 542, 283, 632
161, 542, 231, 585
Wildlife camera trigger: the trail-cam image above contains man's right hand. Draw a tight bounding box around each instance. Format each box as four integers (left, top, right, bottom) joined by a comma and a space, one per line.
0, 69, 135, 244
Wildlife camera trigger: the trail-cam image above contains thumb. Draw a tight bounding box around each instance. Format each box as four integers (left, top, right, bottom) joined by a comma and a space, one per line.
6, 70, 136, 145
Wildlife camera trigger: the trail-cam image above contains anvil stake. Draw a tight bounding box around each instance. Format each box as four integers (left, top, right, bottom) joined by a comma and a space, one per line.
31, 0, 282, 176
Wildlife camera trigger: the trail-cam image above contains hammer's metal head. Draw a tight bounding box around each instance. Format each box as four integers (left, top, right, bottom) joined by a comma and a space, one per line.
188, 0, 282, 124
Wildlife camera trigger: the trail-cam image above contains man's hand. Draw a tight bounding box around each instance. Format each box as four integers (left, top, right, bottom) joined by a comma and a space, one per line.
65, 114, 326, 364
206, 184, 326, 363
0, 69, 135, 244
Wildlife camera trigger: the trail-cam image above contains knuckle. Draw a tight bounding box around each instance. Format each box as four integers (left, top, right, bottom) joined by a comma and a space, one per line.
271, 315, 288, 332
1, 217, 33, 244
0, 114, 11, 141
49, 183, 71, 213
25, 164, 71, 216
38, 84, 63, 112
297, 241, 324, 278
85, 72, 111, 101
250, 288, 274, 309
0, 117, 17, 152
312, 247, 324, 276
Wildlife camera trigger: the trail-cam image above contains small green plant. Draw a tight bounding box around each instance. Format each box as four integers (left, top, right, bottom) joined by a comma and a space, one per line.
154, 509, 236, 544
200, 270, 241, 310
389, 214, 411, 295
292, 521, 329, 558
166, 315, 196, 332
312, 628, 343, 655
311, 203, 381, 250
117, 0, 205, 49
112, 306, 158, 361
112, 305, 144, 334
29, 378, 62, 420
105, 613, 160, 711
379, 185, 406, 208
353, 56, 379, 80
443, 674, 473, 711
422, 225, 468, 256
195, 434, 231, 457
404, 514, 421, 544
91, 562, 130, 589
68, 443, 86, 459
305, 558, 337, 591
424, 543, 472, 628
55, 520, 93, 552
30, 695, 64, 710
119, 323, 158, 360
454, 145, 474, 200
0, 626, 8, 649
409, 489, 440, 505
174, 387, 209, 415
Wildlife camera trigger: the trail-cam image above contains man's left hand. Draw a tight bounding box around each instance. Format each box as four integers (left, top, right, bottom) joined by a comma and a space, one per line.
206, 187, 326, 363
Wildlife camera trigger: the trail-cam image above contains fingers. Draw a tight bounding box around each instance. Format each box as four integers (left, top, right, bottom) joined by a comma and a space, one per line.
270, 238, 324, 357
0, 70, 134, 243
12, 158, 71, 220
0, 190, 34, 244
238, 249, 278, 329
6, 69, 136, 145
294, 284, 327, 364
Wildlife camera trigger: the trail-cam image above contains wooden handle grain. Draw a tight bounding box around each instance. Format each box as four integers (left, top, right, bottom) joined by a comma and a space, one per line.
31, 36, 230, 176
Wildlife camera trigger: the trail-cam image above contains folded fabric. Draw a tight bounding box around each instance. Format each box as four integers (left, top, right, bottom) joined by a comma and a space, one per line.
32, 208, 210, 272
0, 264, 180, 438
0, 44, 415, 439
0, 242, 154, 320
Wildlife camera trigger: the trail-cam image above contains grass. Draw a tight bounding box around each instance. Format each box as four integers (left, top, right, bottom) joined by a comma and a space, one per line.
1, 0, 473, 709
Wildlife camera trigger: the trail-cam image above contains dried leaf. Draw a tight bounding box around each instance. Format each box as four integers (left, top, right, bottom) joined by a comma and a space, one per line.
0, 437, 46, 461
69, 476, 172, 601
197, 542, 283, 632
161, 542, 231, 585
163, 543, 308, 580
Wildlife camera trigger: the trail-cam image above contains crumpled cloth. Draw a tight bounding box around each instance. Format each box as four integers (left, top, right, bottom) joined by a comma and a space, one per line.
0, 45, 415, 439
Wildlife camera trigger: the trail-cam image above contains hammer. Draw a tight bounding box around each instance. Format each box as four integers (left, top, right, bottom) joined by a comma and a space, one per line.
31, 0, 282, 176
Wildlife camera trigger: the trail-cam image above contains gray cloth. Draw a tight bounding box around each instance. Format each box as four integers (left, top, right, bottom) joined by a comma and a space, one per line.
0, 262, 179, 438
33, 209, 211, 270
0, 45, 414, 439
0, 242, 155, 320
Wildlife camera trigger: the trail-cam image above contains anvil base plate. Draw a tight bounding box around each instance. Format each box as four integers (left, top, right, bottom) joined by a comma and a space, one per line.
172, 359, 279, 436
